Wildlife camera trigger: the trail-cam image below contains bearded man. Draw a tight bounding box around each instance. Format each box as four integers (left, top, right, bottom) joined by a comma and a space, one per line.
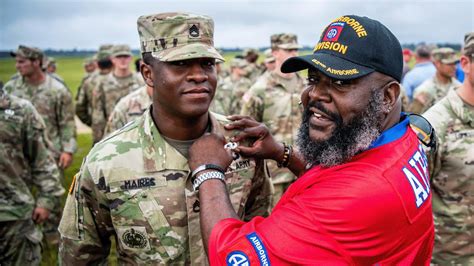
187, 15, 435, 265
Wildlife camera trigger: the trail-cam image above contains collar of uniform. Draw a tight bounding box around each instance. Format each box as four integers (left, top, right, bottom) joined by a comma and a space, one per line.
139, 107, 225, 173
369, 113, 409, 149
447, 89, 474, 127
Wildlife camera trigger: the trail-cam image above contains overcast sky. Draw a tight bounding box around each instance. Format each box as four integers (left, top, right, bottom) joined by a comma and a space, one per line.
0, 0, 473, 51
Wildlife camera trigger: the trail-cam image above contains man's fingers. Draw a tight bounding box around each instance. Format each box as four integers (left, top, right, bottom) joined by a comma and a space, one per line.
232, 125, 266, 142
225, 116, 259, 130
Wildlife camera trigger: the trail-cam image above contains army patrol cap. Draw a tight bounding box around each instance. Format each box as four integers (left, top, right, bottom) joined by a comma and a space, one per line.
271, 33, 302, 50
84, 56, 96, 65
463, 32, 474, 56
10, 45, 44, 61
137, 12, 224, 62
242, 48, 259, 57
263, 48, 275, 63
282, 15, 403, 82
111, 44, 133, 57
431, 48, 459, 64
230, 58, 248, 68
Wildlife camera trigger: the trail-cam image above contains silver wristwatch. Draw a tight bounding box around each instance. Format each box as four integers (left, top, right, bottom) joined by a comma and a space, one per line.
192, 170, 225, 191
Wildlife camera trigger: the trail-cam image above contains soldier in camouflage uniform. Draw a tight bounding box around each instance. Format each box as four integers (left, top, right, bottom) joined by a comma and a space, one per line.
104, 85, 152, 136
0, 88, 64, 265
241, 33, 305, 206
83, 55, 97, 75
91, 44, 145, 143
59, 12, 272, 265
4, 45, 76, 243
410, 48, 461, 114
262, 48, 276, 74
75, 45, 114, 126
242, 48, 262, 83
44, 56, 66, 84
423, 32, 474, 265
211, 58, 252, 115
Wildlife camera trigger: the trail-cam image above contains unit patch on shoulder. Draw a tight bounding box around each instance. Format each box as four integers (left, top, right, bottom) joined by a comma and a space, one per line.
226, 251, 250, 266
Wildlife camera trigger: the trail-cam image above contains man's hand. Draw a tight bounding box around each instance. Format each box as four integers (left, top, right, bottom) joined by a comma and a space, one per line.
224, 115, 284, 162
58, 152, 73, 169
188, 133, 233, 172
32, 207, 50, 224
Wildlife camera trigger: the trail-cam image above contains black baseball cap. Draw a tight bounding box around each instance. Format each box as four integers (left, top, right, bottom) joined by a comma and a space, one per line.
281, 15, 403, 82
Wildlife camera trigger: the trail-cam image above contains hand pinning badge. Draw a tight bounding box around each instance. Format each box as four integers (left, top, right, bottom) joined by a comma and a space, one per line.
224, 141, 240, 160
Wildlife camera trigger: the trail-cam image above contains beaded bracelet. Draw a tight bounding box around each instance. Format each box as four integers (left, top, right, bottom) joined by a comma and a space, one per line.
277, 142, 292, 168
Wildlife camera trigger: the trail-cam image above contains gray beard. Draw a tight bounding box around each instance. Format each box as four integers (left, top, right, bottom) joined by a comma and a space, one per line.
296, 89, 386, 168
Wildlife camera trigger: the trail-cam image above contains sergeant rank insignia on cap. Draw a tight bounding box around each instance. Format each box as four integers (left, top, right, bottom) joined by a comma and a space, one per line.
189, 24, 200, 38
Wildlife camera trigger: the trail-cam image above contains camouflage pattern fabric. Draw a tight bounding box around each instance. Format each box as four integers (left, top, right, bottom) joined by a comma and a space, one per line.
104, 85, 152, 136
0, 93, 63, 265
410, 76, 461, 114
210, 75, 252, 115
3, 74, 77, 158
243, 62, 263, 83
137, 12, 224, 62
75, 70, 106, 127
423, 89, 474, 265
59, 109, 272, 265
0, 92, 63, 221
0, 219, 43, 266
241, 70, 305, 205
91, 72, 144, 143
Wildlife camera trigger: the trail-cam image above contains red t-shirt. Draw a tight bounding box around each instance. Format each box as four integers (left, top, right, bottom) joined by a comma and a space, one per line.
209, 124, 434, 265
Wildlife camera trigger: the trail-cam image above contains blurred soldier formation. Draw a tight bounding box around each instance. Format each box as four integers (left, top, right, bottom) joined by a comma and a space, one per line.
0, 10, 472, 265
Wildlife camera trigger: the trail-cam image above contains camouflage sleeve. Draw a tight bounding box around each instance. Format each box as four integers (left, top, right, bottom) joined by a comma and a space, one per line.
104, 106, 127, 137
59, 162, 113, 265
75, 77, 92, 126
58, 88, 77, 153
91, 83, 107, 143
240, 86, 264, 122
243, 159, 273, 220
26, 103, 64, 210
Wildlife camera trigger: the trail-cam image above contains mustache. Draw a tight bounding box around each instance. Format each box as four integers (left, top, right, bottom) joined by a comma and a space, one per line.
303, 101, 343, 125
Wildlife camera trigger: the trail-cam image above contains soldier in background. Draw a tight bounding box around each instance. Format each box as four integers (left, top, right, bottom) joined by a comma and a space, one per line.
402, 48, 413, 79
43, 56, 66, 84
83, 56, 97, 75
410, 48, 461, 114
242, 48, 261, 83
211, 57, 252, 115
262, 48, 276, 74
103, 84, 152, 136
423, 32, 474, 265
241, 33, 305, 206
90, 44, 144, 143
75, 45, 113, 127
0, 88, 64, 265
59, 12, 271, 264
4, 45, 76, 244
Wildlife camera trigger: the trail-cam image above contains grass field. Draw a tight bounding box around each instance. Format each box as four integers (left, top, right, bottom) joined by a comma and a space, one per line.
0, 51, 256, 265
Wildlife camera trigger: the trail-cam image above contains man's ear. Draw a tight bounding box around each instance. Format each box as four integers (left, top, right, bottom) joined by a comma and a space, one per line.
384, 81, 400, 113
141, 63, 154, 88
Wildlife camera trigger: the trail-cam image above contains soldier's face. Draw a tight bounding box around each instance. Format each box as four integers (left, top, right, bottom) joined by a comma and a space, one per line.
112, 55, 132, 70
149, 57, 217, 118
435, 61, 456, 78
461, 55, 474, 87
15, 56, 37, 76
273, 48, 298, 64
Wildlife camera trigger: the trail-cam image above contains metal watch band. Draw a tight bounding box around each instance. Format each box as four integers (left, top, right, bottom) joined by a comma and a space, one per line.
191, 164, 226, 179
192, 170, 225, 191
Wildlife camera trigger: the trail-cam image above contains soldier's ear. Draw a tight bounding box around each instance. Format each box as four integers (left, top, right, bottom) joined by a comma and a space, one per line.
141, 63, 154, 88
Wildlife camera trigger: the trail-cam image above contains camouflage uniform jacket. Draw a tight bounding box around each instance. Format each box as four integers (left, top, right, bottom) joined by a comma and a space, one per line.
75, 70, 101, 126
211, 75, 252, 116
411, 76, 461, 114
91, 72, 144, 143
59, 109, 272, 265
104, 85, 152, 136
4, 75, 77, 157
241, 70, 305, 184
243, 63, 263, 83
423, 89, 474, 263
0, 92, 64, 222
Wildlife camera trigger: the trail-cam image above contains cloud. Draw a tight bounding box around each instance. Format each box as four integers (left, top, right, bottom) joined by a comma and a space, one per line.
0, 0, 472, 50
